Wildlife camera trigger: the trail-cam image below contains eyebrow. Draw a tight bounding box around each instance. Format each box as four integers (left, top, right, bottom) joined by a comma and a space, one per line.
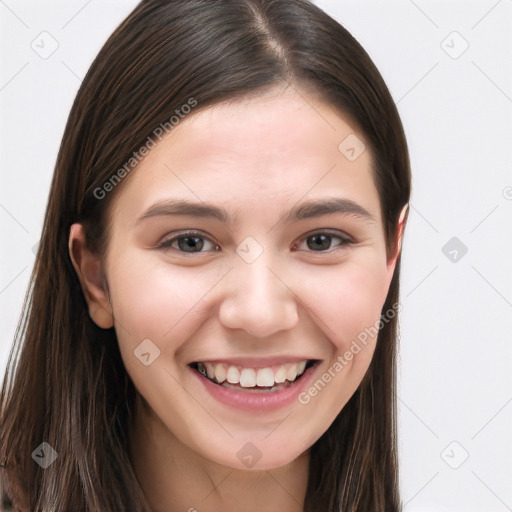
136, 197, 376, 226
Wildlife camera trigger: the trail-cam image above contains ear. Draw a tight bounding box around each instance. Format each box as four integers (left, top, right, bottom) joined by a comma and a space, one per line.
68, 223, 114, 329
385, 203, 409, 285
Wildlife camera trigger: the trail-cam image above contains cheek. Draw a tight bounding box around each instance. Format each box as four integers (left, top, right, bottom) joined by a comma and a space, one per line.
106, 252, 216, 353
302, 254, 390, 355
289, 254, 393, 438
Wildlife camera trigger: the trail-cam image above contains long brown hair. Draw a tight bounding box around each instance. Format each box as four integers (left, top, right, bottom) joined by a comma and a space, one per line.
0, 1, 411, 510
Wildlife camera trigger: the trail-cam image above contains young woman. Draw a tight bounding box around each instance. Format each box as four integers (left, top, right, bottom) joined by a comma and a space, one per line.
0, 0, 411, 510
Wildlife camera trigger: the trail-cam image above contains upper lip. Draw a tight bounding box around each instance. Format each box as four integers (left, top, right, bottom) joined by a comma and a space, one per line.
190, 356, 319, 368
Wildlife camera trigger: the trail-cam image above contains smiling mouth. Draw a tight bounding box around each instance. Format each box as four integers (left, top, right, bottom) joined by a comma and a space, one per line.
189, 360, 318, 393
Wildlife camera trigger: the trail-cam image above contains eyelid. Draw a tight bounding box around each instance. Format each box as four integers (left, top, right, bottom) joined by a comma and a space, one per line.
155, 230, 218, 251
292, 228, 355, 252
155, 228, 355, 254
300, 228, 354, 243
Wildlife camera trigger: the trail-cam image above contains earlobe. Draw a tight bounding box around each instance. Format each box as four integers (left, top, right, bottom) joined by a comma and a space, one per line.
68, 223, 114, 329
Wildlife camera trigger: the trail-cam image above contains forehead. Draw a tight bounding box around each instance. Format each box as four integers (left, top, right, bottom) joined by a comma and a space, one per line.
109, 87, 381, 227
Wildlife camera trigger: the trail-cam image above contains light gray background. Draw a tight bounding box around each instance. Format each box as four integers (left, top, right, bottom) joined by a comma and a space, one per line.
1, 1, 511, 510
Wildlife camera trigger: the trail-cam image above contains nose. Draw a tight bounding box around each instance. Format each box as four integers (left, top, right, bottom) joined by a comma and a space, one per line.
218, 250, 299, 338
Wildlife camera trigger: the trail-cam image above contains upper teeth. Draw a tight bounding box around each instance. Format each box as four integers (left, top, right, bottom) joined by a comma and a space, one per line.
197, 360, 308, 387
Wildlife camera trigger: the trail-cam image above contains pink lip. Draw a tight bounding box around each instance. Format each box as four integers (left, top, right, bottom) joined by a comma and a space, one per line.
191, 356, 315, 368
190, 361, 320, 413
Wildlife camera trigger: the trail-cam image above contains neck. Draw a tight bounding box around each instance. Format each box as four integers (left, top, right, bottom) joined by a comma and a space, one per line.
129, 393, 309, 512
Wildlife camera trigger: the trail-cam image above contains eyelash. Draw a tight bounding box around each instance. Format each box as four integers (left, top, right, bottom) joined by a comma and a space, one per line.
155, 229, 354, 254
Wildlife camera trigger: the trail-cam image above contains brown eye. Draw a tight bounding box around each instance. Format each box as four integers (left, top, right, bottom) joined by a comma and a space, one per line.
294, 231, 354, 252
157, 231, 219, 254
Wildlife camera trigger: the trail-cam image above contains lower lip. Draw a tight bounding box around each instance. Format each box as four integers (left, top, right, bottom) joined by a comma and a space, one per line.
191, 363, 319, 412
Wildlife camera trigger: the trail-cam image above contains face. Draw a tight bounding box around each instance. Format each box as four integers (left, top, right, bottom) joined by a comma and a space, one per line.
71, 85, 402, 471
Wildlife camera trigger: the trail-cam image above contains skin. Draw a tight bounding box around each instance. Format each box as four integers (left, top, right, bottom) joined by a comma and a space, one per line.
69, 84, 405, 512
